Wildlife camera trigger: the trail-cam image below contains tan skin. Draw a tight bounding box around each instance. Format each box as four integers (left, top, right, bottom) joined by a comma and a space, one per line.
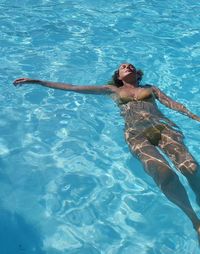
13, 63, 200, 244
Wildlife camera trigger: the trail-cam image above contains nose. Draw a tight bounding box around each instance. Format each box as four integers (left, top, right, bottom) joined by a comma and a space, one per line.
125, 65, 134, 72
126, 64, 132, 69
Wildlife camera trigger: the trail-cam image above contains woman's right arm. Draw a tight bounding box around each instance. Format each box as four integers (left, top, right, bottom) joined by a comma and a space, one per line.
13, 78, 117, 95
152, 86, 200, 122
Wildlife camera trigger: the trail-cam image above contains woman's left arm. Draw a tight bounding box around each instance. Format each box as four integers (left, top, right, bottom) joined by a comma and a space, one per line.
152, 86, 200, 122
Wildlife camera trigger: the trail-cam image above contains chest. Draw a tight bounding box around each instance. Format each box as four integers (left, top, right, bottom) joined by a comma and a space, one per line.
117, 86, 153, 101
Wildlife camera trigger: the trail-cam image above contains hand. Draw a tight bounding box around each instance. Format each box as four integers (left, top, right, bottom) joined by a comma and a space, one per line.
13, 78, 37, 86
192, 114, 200, 122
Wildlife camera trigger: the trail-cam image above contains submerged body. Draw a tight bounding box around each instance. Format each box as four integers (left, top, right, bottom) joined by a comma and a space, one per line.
119, 89, 181, 146
118, 85, 199, 191
119, 84, 184, 149
13, 63, 200, 244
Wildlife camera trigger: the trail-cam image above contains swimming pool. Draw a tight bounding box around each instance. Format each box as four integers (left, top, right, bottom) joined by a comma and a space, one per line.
1, 0, 200, 253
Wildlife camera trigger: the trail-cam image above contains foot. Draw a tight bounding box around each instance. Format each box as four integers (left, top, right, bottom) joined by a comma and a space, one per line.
194, 222, 200, 246
196, 195, 200, 207
197, 227, 200, 246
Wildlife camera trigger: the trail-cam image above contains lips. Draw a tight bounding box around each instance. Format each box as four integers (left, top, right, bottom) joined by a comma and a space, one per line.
125, 69, 132, 73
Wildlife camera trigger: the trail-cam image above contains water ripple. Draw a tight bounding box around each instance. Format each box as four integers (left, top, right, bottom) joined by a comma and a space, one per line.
1, 0, 200, 253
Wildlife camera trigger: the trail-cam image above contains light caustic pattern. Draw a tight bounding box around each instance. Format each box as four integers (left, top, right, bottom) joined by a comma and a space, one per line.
0, 0, 200, 253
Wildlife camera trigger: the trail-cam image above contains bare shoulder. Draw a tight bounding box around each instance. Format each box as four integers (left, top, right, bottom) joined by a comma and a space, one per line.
150, 85, 170, 100
142, 84, 155, 90
149, 84, 160, 94
103, 84, 118, 93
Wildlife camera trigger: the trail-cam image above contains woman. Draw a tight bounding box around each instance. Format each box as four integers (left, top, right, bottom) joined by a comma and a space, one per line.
13, 63, 200, 242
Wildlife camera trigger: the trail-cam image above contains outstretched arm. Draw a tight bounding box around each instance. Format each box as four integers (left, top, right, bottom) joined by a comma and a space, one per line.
13, 78, 117, 95
152, 86, 200, 122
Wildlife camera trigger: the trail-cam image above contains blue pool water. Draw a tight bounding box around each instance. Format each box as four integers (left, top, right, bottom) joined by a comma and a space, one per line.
1, 0, 200, 253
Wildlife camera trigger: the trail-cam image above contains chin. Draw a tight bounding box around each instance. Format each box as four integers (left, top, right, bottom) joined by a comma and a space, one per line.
125, 72, 135, 79
125, 72, 133, 77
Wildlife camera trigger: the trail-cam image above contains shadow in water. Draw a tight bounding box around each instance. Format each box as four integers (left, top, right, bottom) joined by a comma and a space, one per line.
0, 208, 45, 254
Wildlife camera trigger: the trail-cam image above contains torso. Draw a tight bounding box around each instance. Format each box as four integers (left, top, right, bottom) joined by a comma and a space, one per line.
114, 84, 154, 104
110, 84, 181, 144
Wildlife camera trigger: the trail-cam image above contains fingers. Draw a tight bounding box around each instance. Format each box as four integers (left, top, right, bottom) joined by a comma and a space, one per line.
13, 78, 29, 86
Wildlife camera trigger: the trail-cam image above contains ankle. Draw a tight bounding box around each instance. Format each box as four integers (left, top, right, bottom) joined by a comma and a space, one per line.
193, 220, 200, 232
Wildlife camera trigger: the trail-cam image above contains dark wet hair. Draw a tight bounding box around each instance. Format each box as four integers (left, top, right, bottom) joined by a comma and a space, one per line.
109, 68, 144, 87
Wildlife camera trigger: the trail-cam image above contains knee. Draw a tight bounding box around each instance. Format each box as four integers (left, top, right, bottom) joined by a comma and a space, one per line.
158, 169, 178, 190
190, 162, 198, 174
179, 161, 199, 176
151, 165, 178, 189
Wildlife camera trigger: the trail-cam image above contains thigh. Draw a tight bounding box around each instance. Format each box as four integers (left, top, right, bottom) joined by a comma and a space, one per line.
125, 128, 174, 185
158, 126, 197, 174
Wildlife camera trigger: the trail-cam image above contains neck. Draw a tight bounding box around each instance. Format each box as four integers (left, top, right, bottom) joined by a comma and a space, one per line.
123, 81, 138, 88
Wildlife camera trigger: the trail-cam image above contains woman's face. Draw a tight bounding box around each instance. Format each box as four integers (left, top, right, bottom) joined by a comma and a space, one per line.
118, 63, 136, 80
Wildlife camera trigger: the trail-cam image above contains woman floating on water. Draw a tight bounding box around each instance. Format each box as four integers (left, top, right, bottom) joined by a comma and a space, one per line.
14, 63, 200, 243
